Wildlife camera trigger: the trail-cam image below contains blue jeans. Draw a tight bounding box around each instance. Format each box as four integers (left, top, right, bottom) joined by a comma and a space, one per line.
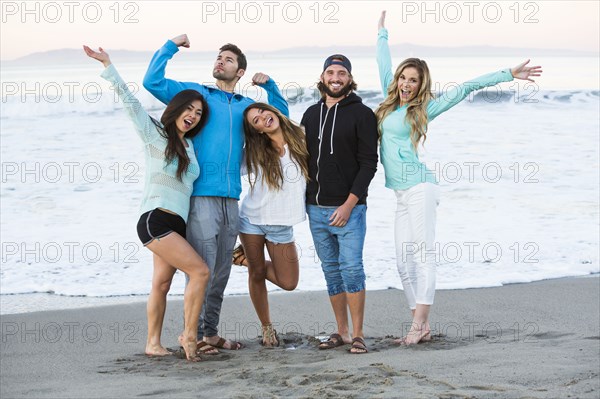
307, 204, 367, 296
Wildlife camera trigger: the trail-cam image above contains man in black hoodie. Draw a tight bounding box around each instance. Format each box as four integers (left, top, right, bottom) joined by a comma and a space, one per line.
301, 55, 379, 354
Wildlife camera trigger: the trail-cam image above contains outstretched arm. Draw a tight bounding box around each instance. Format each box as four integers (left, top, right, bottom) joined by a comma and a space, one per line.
143, 34, 203, 105
428, 60, 542, 120
84, 45, 156, 143
376, 10, 394, 96
83, 45, 111, 68
250, 73, 289, 117
511, 59, 543, 82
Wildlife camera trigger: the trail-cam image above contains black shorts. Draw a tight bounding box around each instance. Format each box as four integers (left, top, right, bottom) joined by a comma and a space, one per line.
137, 208, 186, 246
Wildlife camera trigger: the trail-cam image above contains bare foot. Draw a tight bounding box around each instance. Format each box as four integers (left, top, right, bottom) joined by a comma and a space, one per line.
420, 332, 432, 342
178, 335, 201, 362
395, 328, 431, 345
393, 334, 430, 345
145, 343, 171, 357
393, 322, 432, 344
420, 322, 432, 341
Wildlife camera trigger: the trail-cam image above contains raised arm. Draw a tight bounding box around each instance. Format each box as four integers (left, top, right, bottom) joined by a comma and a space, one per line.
143, 34, 204, 104
428, 60, 542, 120
84, 45, 157, 143
250, 73, 289, 117
376, 10, 394, 96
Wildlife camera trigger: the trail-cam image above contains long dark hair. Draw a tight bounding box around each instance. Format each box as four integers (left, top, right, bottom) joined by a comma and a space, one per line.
242, 103, 309, 190
151, 90, 208, 180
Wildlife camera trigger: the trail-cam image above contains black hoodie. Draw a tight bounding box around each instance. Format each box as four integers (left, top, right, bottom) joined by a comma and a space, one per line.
301, 92, 379, 206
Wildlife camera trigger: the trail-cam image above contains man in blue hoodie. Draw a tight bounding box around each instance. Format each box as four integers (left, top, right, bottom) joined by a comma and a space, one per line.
144, 34, 288, 352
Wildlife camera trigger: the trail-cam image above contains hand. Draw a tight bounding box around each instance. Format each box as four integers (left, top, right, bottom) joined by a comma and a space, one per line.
378, 10, 386, 30
251, 72, 270, 85
329, 203, 353, 227
83, 45, 111, 68
510, 59, 543, 82
171, 34, 190, 48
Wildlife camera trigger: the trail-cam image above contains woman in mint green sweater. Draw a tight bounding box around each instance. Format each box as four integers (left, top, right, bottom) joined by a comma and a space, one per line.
375, 11, 542, 345
84, 45, 211, 361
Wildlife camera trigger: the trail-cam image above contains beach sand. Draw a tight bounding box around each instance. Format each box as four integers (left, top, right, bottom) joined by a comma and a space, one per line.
1, 276, 598, 398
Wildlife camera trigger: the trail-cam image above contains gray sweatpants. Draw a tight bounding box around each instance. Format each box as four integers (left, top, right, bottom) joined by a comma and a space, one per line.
186, 196, 239, 339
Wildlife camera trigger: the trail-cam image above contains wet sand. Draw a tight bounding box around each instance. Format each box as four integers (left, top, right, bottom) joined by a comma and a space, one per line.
1, 276, 599, 398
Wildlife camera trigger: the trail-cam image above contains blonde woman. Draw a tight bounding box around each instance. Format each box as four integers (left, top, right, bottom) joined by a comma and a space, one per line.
233, 102, 309, 347
376, 11, 542, 345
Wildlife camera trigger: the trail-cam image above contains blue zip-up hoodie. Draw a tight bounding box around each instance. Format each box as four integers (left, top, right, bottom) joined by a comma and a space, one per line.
143, 40, 289, 199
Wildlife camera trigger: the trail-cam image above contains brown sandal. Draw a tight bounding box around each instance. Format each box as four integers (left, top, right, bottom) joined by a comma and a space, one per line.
232, 245, 247, 266
195, 341, 219, 355
212, 337, 244, 350
349, 337, 368, 354
318, 333, 346, 350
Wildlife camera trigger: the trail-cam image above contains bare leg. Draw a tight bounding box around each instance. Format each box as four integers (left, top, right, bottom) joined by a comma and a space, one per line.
323, 293, 353, 345
236, 244, 298, 289
240, 235, 300, 346
146, 233, 210, 361
413, 308, 432, 341
264, 240, 299, 291
346, 290, 366, 353
394, 305, 431, 345
404, 304, 431, 344
146, 254, 176, 356
263, 240, 300, 346
240, 234, 271, 328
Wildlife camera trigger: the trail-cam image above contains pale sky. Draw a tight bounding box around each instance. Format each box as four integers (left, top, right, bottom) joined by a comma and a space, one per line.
1, 0, 598, 60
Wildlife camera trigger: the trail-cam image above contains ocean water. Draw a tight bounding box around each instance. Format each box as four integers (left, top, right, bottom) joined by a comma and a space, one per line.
1, 55, 598, 314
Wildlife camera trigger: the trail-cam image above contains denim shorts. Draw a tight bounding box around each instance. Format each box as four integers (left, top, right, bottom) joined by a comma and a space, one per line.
238, 216, 294, 244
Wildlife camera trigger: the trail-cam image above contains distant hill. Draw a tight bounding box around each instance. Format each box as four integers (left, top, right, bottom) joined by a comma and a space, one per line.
265, 44, 596, 58
2, 44, 596, 66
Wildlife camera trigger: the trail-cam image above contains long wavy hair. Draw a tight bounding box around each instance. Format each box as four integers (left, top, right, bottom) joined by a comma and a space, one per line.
151, 90, 208, 180
375, 58, 433, 150
242, 103, 309, 191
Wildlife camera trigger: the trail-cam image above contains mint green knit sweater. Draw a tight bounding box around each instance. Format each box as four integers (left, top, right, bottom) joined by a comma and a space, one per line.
101, 64, 199, 221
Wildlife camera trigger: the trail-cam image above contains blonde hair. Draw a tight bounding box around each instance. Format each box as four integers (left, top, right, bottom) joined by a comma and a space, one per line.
375, 58, 434, 150
242, 103, 309, 190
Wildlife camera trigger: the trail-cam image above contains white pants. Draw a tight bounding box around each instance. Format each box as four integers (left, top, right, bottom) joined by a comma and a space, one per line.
394, 183, 440, 309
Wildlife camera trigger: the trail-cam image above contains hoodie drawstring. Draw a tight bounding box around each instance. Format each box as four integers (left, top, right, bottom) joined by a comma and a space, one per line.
316, 102, 340, 205
329, 103, 338, 155
318, 103, 329, 141
318, 102, 339, 155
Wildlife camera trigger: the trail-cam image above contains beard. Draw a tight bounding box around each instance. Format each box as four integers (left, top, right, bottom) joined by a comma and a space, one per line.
318, 80, 353, 99
213, 69, 236, 82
